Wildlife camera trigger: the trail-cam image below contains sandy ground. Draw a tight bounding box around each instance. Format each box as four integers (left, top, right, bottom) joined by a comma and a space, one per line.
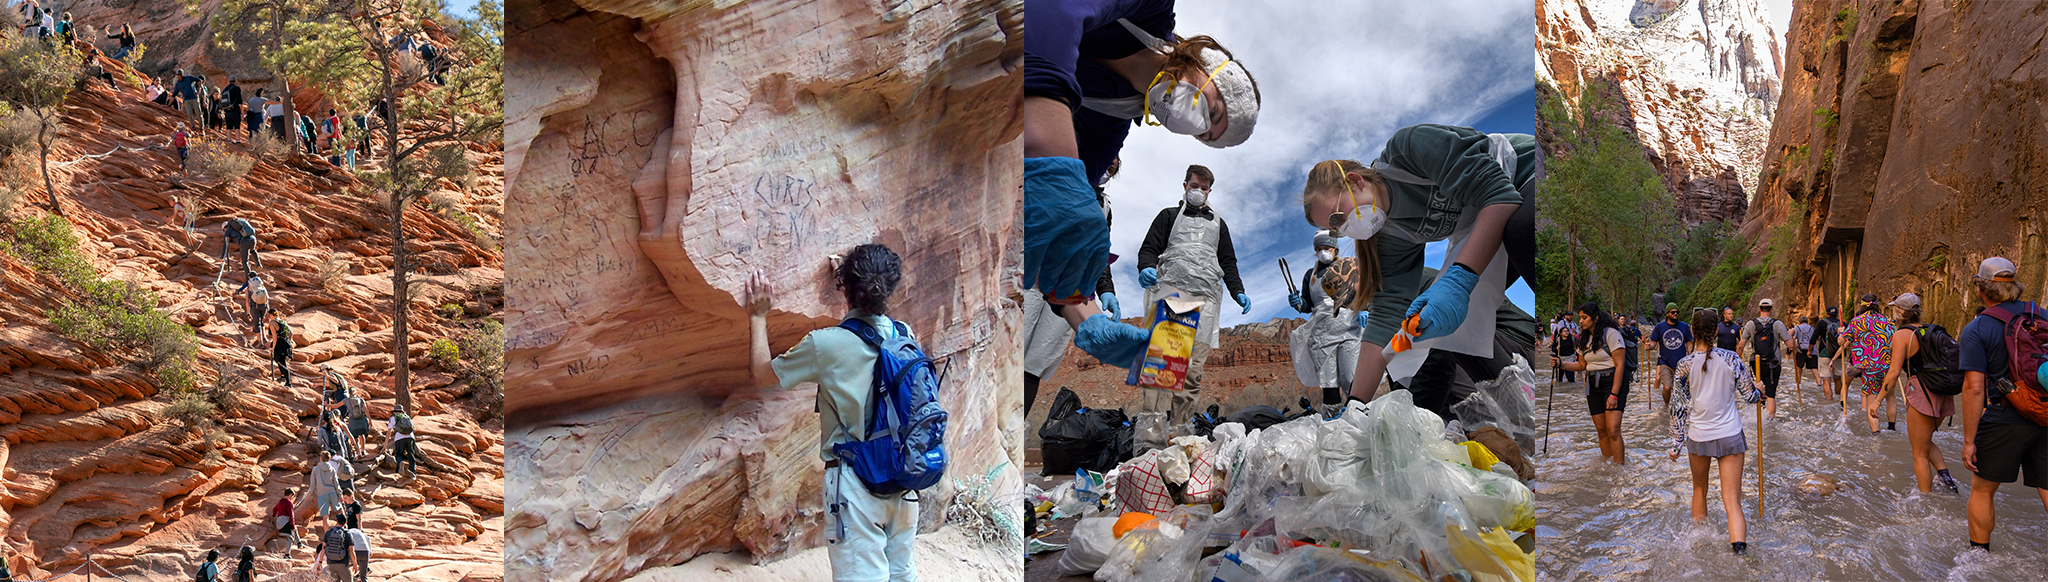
624, 525, 1019, 582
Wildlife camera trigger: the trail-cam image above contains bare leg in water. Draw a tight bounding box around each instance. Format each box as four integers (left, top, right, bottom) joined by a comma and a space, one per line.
1906, 406, 1950, 492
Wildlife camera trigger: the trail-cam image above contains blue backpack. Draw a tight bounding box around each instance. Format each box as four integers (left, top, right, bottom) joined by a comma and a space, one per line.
833, 317, 948, 495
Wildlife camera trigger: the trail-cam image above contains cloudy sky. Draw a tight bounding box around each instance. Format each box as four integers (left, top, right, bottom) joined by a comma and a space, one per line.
1098, 0, 1536, 329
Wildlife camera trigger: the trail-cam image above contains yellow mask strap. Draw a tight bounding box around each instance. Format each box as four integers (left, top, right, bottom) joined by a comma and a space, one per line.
1327, 160, 1372, 216
1143, 60, 1231, 126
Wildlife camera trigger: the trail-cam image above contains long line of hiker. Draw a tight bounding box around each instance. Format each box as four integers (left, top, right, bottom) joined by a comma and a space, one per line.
1546, 256, 2048, 556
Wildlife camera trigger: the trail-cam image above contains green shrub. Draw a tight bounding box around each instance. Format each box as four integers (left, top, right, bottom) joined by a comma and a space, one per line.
429, 338, 460, 368
457, 320, 504, 421
10, 214, 197, 390
164, 390, 216, 434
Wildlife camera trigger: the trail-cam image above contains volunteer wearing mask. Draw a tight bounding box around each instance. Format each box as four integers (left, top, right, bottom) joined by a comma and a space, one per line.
1289, 231, 1365, 413
1022, 0, 1260, 312
1130, 164, 1247, 423
1299, 124, 1541, 406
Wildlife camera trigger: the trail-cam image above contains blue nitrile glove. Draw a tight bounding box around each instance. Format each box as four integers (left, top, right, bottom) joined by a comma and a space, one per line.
1139, 267, 1159, 289
1076, 313, 1151, 369
1101, 292, 1121, 320
1289, 291, 1305, 312
1356, 310, 1369, 329
1236, 293, 1251, 314
1406, 263, 1480, 342
1023, 157, 1110, 301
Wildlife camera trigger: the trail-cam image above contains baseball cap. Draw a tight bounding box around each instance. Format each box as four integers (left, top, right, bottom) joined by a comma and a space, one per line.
1758, 298, 1773, 308
1978, 257, 2017, 282
1890, 292, 1921, 309
1827, 306, 1839, 316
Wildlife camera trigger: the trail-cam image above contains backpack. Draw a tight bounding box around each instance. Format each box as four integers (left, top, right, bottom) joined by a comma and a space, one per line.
196, 561, 217, 582
1814, 318, 1840, 354
347, 395, 366, 420
322, 526, 353, 562
173, 131, 188, 148
1980, 304, 2048, 425
1751, 317, 1780, 360
274, 321, 294, 349
1910, 325, 1965, 396
393, 412, 413, 435
832, 317, 948, 495
227, 218, 255, 241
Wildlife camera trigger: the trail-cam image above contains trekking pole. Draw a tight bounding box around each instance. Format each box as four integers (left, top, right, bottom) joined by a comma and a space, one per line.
1756, 355, 1766, 518
1542, 363, 1556, 456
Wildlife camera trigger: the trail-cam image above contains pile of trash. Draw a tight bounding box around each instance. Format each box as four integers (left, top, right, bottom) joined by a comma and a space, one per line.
1033, 356, 1541, 582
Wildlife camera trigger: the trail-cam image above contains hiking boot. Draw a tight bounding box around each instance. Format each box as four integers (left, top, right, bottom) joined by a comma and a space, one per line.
1938, 470, 1960, 494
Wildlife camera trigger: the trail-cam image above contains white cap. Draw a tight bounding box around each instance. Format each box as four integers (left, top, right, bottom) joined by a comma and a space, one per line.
1757, 298, 1773, 308
1890, 293, 1922, 309
1195, 48, 1259, 149
1978, 257, 2018, 282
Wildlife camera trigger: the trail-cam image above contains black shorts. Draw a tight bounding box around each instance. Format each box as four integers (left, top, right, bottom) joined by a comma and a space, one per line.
1587, 369, 1631, 415
1975, 420, 2048, 488
1796, 351, 1816, 369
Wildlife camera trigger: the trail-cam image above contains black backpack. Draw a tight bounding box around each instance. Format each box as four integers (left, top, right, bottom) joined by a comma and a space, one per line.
227, 218, 256, 241
1814, 318, 1840, 354
322, 526, 352, 561
1751, 317, 1780, 360
1911, 325, 1965, 396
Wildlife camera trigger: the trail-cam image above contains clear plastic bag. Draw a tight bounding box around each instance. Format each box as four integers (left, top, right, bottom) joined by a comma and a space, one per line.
1054, 516, 1120, 577
1133, 411, 1170, 453
1096, 504, 1215, 582
1254, 545, 1431, 582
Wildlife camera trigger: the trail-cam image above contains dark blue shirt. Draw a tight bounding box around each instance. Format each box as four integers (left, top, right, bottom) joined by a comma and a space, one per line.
1023, 0, 1175, 184
176, 75, 201, 100
1959, 301, 2039, 426
1653, 320, 1692, 368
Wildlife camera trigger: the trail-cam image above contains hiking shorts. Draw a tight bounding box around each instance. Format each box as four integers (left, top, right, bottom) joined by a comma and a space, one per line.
1656, 364, 1676, 392
1796, 351, 1815, 369
1586, 368, 1630, 415
317, 492, 339, 516
1818, 357, 1836, 379
1974, 420, 2048, 488
1903, 376, 1955, 419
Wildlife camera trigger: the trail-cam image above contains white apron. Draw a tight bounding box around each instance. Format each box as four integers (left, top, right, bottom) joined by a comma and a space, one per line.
1146, 205, 1226, 347
1021, 291, 1073, 379
1380, 134, 1517, 385
1291, 266, 1361, 388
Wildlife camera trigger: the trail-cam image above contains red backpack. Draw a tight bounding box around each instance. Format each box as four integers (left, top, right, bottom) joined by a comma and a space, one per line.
1981, 303, 2048, 425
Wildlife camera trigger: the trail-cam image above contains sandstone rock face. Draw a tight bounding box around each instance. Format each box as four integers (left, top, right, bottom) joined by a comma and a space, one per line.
500, 1, 1023, 581
1537, 0, 1778, 225
0, 49, 504, 581
1738, 0, 2048, 329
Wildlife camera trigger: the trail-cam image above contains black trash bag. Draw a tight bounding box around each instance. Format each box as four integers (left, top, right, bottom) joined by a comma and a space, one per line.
1225, 405, 1288, 431
1039, 388, 1134, 475
1190, 403, 1221, 437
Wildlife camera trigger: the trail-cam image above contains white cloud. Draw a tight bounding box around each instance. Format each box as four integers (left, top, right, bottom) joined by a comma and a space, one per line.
1098, 0, 1536, 329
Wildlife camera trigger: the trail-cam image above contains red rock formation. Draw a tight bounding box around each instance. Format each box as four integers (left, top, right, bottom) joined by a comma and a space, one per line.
1740, 0, 2048, 328
0, 44, 503, 581
501, 1, 1023, 581
1537, 0, 1775, 225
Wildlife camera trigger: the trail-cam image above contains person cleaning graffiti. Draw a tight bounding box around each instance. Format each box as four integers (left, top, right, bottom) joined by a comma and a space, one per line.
1288, 231, 1363, 415
1021, 0, 1260, 315
753, 244, 943, 582
1133, 164, 1247, 423
1298, 124, 1540, 408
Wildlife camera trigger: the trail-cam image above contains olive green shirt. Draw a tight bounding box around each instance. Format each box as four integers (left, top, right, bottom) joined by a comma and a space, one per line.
1362, 124, 1536, 347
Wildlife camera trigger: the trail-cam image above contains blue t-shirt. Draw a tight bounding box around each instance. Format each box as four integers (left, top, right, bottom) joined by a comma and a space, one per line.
1958, 301, 2040, 426
1653, 320, 1692, 367
176, 75, 201, 100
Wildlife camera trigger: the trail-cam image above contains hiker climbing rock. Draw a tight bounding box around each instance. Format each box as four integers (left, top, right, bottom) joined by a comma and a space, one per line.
194, 548, 220, 582
307, 514, 355, 582
756, 244, 940, 582
234, 546, 255, 582
271, 489, 298, 549
1288, 230, 1363, 413
236, 274, 271, 343
310, 454, 343, 520
347, 523, 371, 582
220, 217, 261, 275
271, 312, 294, 386
387, 406, 419, 479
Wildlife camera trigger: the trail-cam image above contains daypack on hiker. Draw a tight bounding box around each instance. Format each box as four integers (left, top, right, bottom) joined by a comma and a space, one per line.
1751, 317, 1780, 360
393, 412, 413, 435
322, 526, 353, 561
1911, 325, 1965, 397
347, 395, 367, 420
1814, 318, 1839, 355
274, 321, 294, 349
195, 561, 216, 582
833, 317, 948, 495
226, 218, 255, 242
1982, 304, 2048, 425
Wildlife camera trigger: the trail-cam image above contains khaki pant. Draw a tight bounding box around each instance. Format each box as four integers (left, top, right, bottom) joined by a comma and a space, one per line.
326, 561, 352, 582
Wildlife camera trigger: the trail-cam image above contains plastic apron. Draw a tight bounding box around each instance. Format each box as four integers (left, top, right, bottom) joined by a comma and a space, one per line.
1290, 266, 1361, 388
1021, 290, 1073, 379
1377, 134, 1518, 386
1145, 205, 1225, 348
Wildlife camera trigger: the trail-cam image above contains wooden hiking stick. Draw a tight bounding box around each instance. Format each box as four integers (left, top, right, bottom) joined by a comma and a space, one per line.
1756, 354, 1766, 518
